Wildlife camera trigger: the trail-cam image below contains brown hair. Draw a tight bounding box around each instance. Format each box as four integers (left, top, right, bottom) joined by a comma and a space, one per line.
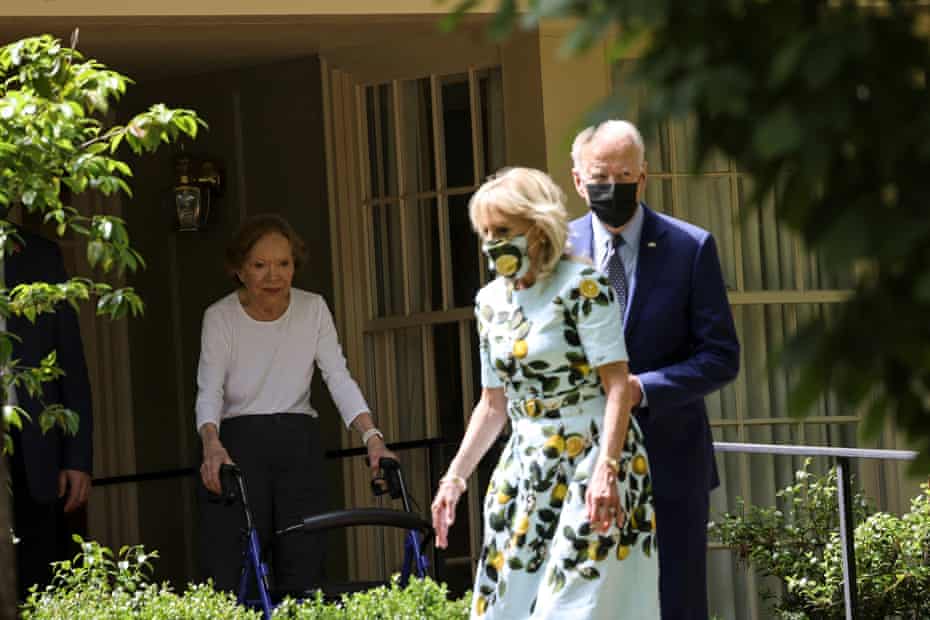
225, 214, 308, 283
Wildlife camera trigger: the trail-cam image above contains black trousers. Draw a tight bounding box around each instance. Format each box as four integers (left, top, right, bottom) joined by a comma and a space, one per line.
199, 414, 328, 593
8, 433, 64, 601
654, 491, 711, 620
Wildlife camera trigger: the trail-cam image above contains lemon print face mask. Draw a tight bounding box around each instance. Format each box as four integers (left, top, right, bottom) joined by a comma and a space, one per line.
482, 234, 530, 281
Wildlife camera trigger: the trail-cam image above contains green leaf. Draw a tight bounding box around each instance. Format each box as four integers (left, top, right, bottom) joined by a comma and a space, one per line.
488, 0, 517, 41
752, 107, 802, 159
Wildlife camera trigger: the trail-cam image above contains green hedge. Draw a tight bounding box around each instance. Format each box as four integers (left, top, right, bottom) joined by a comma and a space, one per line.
20, 539, 470, 619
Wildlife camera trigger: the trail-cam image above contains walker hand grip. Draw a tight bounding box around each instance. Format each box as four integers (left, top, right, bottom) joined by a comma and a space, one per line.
370, 457, 402, 498
213, 463, 241, 504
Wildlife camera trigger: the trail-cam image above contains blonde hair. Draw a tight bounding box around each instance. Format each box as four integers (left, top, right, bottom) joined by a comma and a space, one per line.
468, 167, 568, 280
571, 120, 645, 170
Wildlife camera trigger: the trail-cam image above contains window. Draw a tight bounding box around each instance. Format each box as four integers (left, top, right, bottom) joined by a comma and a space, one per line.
354, 68, 506, 593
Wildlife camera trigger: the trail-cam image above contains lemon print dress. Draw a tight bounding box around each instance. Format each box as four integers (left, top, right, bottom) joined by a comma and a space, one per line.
471, 258, 660, 620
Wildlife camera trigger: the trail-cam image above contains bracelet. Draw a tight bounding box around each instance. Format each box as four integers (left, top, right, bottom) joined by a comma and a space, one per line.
599, 456, 621, 475
440, 474, 467, 493
361, 427, 384, 446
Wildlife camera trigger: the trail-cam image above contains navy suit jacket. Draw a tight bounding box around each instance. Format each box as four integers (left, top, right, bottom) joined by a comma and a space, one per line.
569, 206, 740, 500
6, 230, 93, 503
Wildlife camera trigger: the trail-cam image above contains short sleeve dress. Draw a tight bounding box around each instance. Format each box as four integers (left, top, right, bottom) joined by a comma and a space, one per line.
470, 258, 660, 620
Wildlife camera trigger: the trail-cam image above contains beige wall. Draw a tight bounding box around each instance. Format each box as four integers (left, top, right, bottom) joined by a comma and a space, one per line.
1, 0, 493, 16
537, 20, 611, 219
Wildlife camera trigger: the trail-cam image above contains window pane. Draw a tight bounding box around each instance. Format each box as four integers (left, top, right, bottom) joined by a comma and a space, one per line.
363, 333, 379, 414
676, 176, 738, 290
643, 178, 673, 214
467, 319, 481, 410
370, 202, 404, 317
378, 83, 399, 198
739, 178, 800, 291
794, 303, 853, 419
365, 87, 381, 199
670, 116, 730, 174
735, 304, 792, 421
394, 327, 427, 440
441, 74, 476, 189
431, 321, 471, 581
805, 244, 856, 290
706, 380, 740, 424
478, 67, 506, 179
434, 322, 464, 440
400, 78, 436, 193
449, 193, 482, 309
393, 327, 431, 530
407, 199, 443, 313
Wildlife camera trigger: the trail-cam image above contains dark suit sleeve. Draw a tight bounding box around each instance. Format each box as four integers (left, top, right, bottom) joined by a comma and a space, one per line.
48, 244, 94, 473
638, 234, 740, 411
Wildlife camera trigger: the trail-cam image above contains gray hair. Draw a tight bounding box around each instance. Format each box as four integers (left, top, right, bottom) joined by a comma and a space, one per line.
571, 120, 645, 170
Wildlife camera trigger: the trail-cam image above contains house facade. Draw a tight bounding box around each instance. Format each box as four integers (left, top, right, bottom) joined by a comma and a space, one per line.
1, 3, 918, 617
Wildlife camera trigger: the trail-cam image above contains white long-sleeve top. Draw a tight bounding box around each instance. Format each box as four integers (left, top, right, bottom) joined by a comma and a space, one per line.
195, 288, 369, 432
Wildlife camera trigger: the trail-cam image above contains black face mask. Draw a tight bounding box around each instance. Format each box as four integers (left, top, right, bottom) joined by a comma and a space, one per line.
586, 182, 639, 228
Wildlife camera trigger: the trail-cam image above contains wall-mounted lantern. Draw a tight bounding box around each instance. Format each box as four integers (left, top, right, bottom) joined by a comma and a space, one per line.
173, 154, 222, 232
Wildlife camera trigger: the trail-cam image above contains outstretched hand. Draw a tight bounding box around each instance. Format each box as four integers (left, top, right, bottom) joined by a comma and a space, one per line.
431, 480, 464, 549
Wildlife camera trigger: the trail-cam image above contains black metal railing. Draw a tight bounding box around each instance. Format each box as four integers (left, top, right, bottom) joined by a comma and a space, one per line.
92, 438, 918, 619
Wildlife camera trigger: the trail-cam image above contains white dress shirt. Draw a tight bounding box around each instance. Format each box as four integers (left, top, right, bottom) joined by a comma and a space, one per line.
195, 288, 369, 432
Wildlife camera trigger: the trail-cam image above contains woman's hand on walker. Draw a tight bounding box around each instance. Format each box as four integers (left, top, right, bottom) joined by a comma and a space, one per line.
201, 438, 234, 495
431, 479, 464, 549
586, 460, 624, 533
366, 436, 398, 477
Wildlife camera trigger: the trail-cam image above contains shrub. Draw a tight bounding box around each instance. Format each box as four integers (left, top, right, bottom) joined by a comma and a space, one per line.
272, 577, 469, 619
710, 459, 930, 619
20, 537, 470, 620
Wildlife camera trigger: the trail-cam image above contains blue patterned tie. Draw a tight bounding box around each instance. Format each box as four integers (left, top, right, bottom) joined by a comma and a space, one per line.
607, 234, 628, 323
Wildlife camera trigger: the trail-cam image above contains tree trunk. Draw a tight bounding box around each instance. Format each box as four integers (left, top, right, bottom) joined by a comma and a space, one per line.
0, 455, 17, 620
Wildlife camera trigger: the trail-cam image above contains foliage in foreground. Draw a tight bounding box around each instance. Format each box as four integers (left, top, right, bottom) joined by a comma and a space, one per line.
0, 33, 203, 450
710, 460, 930, 619
447, 0, 930, 472
20, 538, 470, 620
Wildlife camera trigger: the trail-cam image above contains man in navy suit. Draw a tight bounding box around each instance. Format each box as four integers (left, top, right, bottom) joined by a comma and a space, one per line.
4, 227, 93, 598
568, 121, 740, 620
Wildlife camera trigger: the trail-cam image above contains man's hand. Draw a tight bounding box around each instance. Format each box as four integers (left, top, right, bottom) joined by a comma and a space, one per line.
58, 469, 91, 513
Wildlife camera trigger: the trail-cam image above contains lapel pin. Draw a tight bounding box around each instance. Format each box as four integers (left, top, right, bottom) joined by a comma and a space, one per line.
647, 241, 657, 248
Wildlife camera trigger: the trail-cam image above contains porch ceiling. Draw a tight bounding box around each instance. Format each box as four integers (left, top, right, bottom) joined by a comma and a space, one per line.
0, 15, 490, 82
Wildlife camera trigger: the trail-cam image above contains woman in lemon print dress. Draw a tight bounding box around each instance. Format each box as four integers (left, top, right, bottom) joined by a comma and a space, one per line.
430, 168, 660, 619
